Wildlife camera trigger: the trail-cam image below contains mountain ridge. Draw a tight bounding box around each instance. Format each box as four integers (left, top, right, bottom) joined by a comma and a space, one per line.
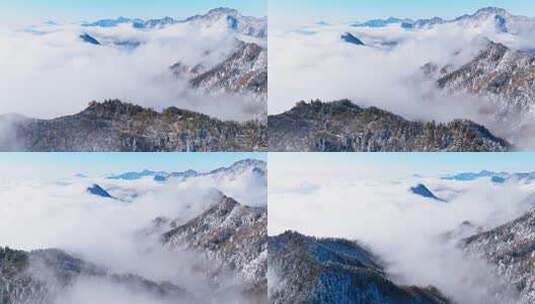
268, 100, 511, 152
0, 100, 266, 152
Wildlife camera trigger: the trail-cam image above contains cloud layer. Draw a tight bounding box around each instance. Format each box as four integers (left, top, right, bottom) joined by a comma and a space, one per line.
269, 15, 535, 146
269, 155, 534, 303
0, 20, 262, 121
0, 160, 265, 303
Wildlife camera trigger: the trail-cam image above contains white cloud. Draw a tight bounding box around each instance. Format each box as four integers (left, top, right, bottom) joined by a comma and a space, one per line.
0, 163, 265, 303
0, 21, 262, 121
269, 156, 532, 303
269, 20, 535, 147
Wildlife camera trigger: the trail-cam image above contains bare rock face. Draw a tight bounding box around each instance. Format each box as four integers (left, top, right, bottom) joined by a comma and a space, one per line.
0, 247, 192, 304
463, 208, 535, 304
160, 195, 267, 300
268, 100, 510, 152
269, 231, 450, 304
0, 100, 266, 152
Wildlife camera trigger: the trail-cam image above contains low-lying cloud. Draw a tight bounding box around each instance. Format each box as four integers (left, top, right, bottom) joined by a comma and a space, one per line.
269, 18, 535, 146
0, 160, 265, 303
0, 21, 262, 121
269, 156, 534, 303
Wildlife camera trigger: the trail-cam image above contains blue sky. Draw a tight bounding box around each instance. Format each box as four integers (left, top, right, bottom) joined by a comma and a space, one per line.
271, 153, 535, 177
270, 0, 535, 23
0, 0, 265, 24
0, 152, 266, 177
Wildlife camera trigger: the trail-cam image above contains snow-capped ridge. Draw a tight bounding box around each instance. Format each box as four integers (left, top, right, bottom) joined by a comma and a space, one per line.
107, 159, 265, 181
81, 7, 266, 38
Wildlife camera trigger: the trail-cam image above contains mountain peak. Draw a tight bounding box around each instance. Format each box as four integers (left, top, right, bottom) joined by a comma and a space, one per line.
87, 184, 112, 198
206, 7, 239, 16
341, 32, 365, 46
474, 7, 509, 16
410, 184, 445, 202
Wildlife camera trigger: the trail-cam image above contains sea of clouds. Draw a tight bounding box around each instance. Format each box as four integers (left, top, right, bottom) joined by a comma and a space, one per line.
269, 12, 535, 147
0, 19, 262, 121
269, 154, 535, 304
0, 159, 266, 303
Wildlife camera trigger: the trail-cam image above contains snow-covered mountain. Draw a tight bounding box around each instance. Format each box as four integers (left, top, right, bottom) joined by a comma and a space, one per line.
269, 231, 450, 303
108, 159, 265, 182
352, 7, 535, 34
0, 158, 267, 303
443, 170, 535, 184
81, 7, 266, 38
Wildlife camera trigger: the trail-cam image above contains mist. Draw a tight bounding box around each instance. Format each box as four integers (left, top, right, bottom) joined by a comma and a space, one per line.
269, 158, 534, 303
269, 17, 535, 147
0, 161, 266, 303
0, 20, 264, 122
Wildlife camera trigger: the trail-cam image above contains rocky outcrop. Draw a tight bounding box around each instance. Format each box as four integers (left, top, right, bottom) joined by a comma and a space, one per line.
0, 100, 266, 152
268, 100, 510, 152
269, 231, 450, 304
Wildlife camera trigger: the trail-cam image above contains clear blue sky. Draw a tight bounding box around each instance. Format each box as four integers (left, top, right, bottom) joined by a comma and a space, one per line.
0, 0, 265, 24
0, 152, 266, 177
271, 153, 535, 177
270, 0, 535, 23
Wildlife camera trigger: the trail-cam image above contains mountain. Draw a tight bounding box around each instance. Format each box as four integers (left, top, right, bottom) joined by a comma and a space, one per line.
442, 170, 504, 181
463, 208, 535, 303
83, 16, 169, 29
108, 169, 172, 181
410, 184, 445, 202
443, 170, 535, 183
79, 33, 100, 45
354, 7, 535, 33
86, 184, 113, 198
402, 17, 445, 29
207, 158, 266, 180
172, 40, 267, 99
433, 40, 535, 126
108, 159, 265, 181
82, 8, 267, 38
183, 7, 267, 38
0, 247, 193, 303
160, 195, 267, 300
269, 231, 450, 304
341, 32, 365, 46
268, 100, 511, 152
82, 16, 137, 27
353, 17, 413, 28
0, 100, 266, 152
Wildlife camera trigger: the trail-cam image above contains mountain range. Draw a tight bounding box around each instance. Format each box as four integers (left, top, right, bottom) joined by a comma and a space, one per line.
352, 7, 535, 34
81, 8, 267, 38
0, 100, 266, 152
108, 158, 265, 181
443, 170, 535, 183
268, 100, 510, 152
0, 192, 267, 303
